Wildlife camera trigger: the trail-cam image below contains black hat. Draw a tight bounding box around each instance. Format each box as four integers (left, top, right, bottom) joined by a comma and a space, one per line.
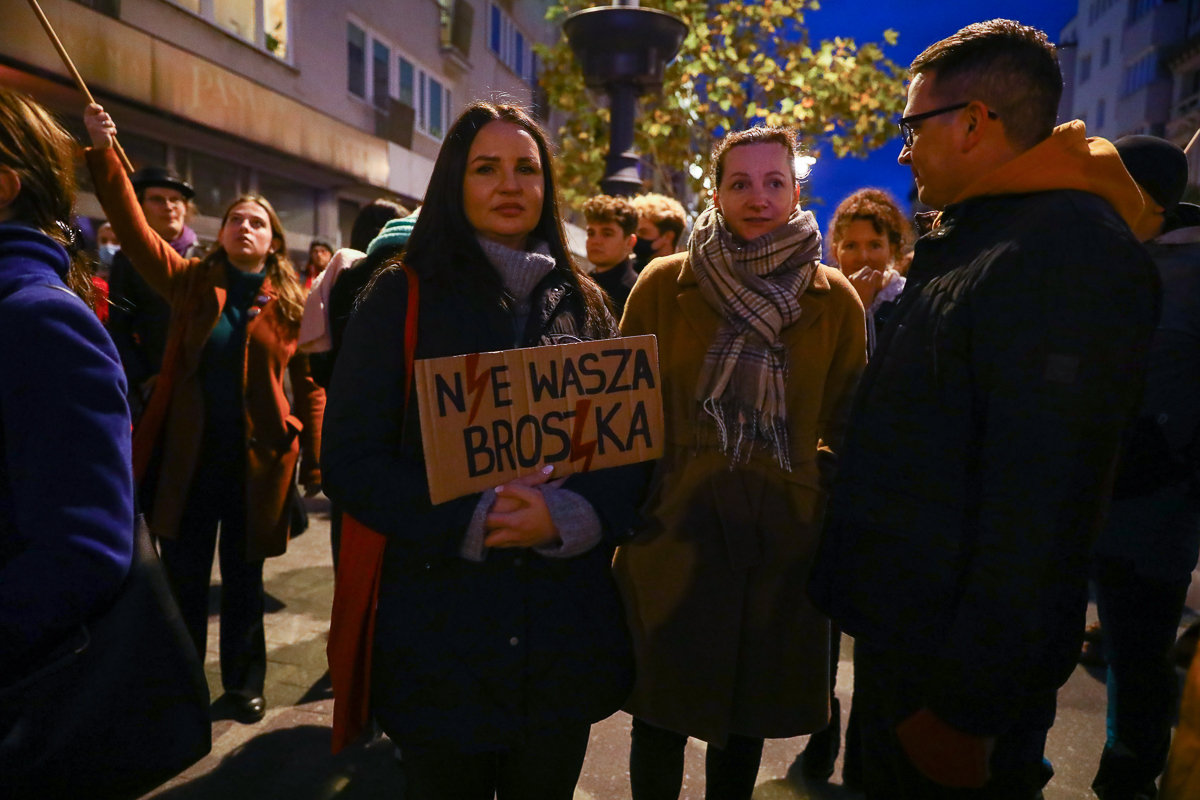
1114, 135, 1189, 212
129, 166, 194, 200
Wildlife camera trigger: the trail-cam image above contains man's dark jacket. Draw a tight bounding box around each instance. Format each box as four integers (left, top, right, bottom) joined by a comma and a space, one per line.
809, 188, 1159, 737
591, 256, 638, 320
322, 263, 643, 750
106, 228, 198, 407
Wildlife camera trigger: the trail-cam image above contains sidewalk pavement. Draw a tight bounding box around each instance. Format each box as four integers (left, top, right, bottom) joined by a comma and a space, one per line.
140, 495, 1200, 799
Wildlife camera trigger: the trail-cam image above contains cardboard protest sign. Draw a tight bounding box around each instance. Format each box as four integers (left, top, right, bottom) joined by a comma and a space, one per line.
415, 335, 664, 505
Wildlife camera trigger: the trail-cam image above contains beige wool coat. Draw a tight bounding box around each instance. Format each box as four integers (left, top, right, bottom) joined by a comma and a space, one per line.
614, 252, 866, 746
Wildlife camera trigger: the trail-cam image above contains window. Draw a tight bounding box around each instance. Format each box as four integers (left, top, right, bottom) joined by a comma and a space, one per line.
429, 79, 444, 139
350, 21, 451, 140
490, 5, 502, 55
1089, 0, 1120, 24
373, 40, 391, 109
1097, 98, 1107, 129
348, 23, 366, 98
265, 0, 288, 58
399, 58, 415, 107
168, 0, 288, 60
1123, 51, 1160, 96
419, 73, 426, 132
258, 172, 316, 236
190, 150, 245, 218
1101, 37, 1111, 68
528, 52, 539, 87
1081, 56, 1092, 83
488, 2, 535, 84
215, 0, 256, 45
1130, 0, 1164, 24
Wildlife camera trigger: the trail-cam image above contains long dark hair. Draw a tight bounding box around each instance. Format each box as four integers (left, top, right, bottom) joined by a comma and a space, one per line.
0, 88, 94, 307
396, 101, 608, 323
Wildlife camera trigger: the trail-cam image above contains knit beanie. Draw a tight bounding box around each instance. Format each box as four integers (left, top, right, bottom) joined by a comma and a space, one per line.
366, 210, 419, 257
1114, 135, 1189, 212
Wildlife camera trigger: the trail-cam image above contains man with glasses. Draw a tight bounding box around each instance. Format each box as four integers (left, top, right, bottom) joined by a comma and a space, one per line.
107, 166, 201, 423
810, 19, 1160, 798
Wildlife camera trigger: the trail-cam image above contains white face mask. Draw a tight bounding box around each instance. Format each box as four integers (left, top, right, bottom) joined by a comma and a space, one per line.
98, 243, 119, 267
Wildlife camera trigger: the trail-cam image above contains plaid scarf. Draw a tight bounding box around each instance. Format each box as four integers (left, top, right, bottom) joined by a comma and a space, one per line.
689, 204, 822, 469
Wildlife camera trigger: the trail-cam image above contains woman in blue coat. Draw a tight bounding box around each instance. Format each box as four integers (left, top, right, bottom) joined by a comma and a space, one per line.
0, 88, 133, 683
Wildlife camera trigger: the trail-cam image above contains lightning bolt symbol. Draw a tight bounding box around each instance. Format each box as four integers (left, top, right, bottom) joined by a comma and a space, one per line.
465, 353, 491, 426
569, 398, 598, 472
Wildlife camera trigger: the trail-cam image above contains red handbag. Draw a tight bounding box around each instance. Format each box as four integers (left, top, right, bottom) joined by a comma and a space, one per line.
328, 264, 418, 754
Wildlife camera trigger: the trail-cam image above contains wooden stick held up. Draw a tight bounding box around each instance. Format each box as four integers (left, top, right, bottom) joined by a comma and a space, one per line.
25, 0, 134, 173
1186, 126, 1200, 158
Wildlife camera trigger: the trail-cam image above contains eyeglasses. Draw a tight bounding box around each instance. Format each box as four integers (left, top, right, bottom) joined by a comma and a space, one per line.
898, 102, 999, 148
144, 194, 189, 208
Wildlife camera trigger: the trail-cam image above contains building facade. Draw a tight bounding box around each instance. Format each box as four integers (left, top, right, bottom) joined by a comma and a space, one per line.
0, 0, 562, 257
1058, 0, 1188, 139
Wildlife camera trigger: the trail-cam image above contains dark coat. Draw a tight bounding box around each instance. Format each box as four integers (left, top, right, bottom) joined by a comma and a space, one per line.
322, 262, 643, 751
613, 254, 866, 745
809, 189, 1160, 737
592, 256, 638, 319
87, 147, 323, 560
0, 223, 134, 678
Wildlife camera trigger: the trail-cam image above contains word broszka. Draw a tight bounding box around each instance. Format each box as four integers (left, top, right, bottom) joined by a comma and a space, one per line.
415, 335, 665, 505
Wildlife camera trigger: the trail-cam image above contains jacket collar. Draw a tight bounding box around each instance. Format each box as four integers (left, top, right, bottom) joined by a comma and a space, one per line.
949, 120, 1147, 231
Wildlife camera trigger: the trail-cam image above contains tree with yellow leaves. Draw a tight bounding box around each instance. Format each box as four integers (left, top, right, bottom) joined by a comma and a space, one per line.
538, 0, 908, 210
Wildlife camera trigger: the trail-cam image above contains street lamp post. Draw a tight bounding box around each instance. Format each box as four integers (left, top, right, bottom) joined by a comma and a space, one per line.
563, 1, 688, 197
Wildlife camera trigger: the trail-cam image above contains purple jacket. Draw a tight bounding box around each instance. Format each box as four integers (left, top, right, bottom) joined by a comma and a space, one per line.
0, 222, 133, 677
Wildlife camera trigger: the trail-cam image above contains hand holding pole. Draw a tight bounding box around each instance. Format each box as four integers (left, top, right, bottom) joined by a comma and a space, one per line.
25, 0, 134, 173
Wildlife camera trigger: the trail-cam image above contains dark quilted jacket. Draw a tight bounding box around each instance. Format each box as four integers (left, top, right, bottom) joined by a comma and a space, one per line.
809, 189, 1160, 737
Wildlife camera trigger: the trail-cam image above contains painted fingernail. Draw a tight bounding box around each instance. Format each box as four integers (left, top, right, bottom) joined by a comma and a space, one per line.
542, 465, 554, 474
495, 485, 505, 493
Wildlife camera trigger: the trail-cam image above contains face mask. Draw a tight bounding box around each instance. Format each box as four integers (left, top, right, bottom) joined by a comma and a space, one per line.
633, 236, 657, 260
98, 243, 119, 267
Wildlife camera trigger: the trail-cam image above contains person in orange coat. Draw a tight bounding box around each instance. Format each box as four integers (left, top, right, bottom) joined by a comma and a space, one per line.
84, 103, 323, 723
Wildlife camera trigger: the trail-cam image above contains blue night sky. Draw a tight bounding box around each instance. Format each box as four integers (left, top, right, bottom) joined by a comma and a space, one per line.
799, 0, 1078, 237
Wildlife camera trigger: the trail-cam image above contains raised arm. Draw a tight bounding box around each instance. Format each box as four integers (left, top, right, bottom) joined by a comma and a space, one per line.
82, 104, 189, 299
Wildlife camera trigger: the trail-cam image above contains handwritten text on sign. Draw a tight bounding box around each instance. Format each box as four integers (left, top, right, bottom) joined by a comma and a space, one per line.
415, 335, 664, 505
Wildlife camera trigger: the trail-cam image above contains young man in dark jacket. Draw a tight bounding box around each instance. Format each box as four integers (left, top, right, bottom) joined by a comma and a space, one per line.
808, 19, 1160, 798
583, 194, 639, 318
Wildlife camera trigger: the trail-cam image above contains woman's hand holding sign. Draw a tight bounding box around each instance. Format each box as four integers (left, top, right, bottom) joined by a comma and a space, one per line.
485, 465, 561, 549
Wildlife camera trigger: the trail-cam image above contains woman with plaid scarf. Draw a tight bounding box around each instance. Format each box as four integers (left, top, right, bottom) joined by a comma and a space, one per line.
614, 127, 867, 800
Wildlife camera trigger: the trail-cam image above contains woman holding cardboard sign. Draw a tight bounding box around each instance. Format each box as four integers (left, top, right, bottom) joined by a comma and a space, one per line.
614, 127, 867, 800
322, 102, 644, 799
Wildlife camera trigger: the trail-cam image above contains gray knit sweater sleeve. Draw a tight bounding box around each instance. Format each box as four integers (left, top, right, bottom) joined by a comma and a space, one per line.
458, 486, 603, 561
533, 487, 604, 559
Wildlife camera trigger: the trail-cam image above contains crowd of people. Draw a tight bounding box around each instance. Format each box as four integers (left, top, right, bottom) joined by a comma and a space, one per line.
3, 15, 1200, 800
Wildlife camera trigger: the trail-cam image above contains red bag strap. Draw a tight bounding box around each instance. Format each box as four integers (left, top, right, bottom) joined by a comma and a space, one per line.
402, 263, 419, 419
